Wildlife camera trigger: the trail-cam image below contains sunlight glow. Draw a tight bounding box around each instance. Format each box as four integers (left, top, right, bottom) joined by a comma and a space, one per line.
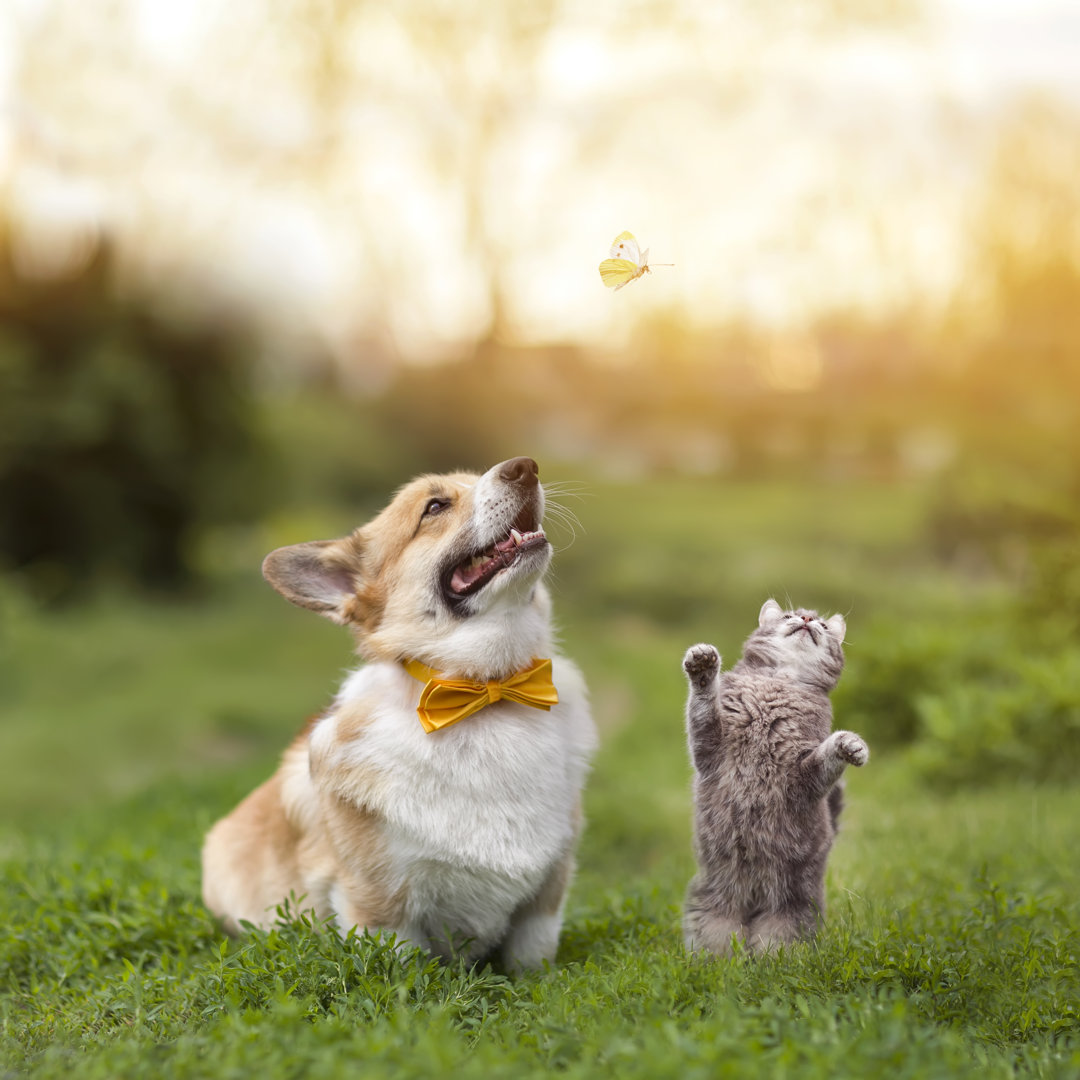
0, 0, 1077, 363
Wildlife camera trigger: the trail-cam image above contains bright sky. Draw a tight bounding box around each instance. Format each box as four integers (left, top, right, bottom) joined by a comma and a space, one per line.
1, 0, 1078, 364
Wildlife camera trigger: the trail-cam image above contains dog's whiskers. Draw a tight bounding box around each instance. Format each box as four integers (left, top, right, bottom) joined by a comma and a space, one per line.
543, 481, 588, 499
543, 487, 587, 554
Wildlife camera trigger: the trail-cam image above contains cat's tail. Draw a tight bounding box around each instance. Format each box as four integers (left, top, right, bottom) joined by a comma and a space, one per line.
828, 782, 845, 833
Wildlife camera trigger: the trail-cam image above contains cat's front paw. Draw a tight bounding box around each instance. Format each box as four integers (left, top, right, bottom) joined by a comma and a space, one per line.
683, 644, 721, 689
834, 731, 869, 767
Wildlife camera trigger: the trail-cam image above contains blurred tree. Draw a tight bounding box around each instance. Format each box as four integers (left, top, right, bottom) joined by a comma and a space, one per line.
4, 0, 923, 371
930, 101, 1080, 622
0, 225, 266, 599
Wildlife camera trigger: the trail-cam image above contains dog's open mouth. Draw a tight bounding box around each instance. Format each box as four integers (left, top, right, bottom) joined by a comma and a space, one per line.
445, 510, 548, 601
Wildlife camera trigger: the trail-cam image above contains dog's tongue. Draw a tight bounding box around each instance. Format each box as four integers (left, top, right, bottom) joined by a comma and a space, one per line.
449, 535, 524, 594
450, 550, 499, 593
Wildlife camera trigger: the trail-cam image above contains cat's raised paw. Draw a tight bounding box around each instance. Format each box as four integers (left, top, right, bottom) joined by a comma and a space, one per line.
835, 732, 869, 767
683, 644, 721, 688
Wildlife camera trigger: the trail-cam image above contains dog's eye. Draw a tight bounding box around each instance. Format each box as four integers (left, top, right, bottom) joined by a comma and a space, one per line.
422, 498, 450, 519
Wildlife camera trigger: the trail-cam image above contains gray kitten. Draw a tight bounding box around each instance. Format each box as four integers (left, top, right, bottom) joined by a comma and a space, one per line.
681, 599, 868, 956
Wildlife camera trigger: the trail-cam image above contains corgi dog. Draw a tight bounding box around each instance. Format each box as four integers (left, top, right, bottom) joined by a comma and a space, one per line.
201, 457, 596, 970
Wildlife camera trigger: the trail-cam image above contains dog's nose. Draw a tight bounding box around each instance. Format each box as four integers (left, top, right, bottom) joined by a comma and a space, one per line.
499, 457, 539, 488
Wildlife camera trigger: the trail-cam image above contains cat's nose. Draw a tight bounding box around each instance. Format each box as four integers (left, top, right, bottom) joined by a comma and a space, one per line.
801, 614, 813, 623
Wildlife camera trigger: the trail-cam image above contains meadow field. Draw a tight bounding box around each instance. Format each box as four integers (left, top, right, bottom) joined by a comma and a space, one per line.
2, 475, 1077, 1078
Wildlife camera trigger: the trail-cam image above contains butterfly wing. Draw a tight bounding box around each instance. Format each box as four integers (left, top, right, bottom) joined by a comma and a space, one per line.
599, 258, 640, 290
609, 231, 642, 265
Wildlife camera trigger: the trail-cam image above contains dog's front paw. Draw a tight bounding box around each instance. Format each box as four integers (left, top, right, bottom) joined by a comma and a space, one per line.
683, 644, 721, 689
834, 731, 869, 767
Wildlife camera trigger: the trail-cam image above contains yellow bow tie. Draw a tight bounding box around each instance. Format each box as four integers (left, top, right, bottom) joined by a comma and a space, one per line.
403, 657, 559, 733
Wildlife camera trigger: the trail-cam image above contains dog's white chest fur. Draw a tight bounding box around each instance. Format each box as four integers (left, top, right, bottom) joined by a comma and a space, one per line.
309, 660, 594, 951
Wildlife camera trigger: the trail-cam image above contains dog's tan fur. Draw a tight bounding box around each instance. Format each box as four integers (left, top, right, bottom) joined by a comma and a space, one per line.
202, 459, 595, 968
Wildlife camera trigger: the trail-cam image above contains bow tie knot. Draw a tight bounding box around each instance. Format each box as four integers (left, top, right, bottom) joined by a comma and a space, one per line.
403, 658, 559, 733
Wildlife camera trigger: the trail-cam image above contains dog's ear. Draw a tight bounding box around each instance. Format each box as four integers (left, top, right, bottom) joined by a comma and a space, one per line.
262, 539, 364, 625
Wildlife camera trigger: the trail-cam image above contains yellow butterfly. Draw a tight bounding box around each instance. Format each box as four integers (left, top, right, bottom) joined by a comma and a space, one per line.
598, 231, 672, 291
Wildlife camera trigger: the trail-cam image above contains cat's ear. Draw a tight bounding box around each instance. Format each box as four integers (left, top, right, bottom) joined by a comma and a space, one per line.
826, 613, 846, 642
759, 598, 784, 628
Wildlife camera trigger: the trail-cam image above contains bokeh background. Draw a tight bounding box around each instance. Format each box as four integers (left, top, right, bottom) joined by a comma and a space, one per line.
2, 0, 1079, 825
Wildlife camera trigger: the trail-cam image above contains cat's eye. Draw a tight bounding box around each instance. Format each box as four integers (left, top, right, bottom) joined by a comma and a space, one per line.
422, 498, 450, 519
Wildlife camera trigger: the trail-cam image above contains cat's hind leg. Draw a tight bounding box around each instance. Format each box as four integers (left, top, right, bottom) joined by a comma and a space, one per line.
683, 879, 744, 956
684, 909, 745, 956
746, 908, 818, 953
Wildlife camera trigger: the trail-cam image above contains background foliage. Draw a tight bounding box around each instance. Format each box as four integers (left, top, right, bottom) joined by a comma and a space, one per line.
0, 232, 266, 600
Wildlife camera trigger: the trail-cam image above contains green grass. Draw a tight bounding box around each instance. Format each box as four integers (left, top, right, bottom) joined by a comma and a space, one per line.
2, 478, 1078, 1077
3, 772, 1078, 1078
